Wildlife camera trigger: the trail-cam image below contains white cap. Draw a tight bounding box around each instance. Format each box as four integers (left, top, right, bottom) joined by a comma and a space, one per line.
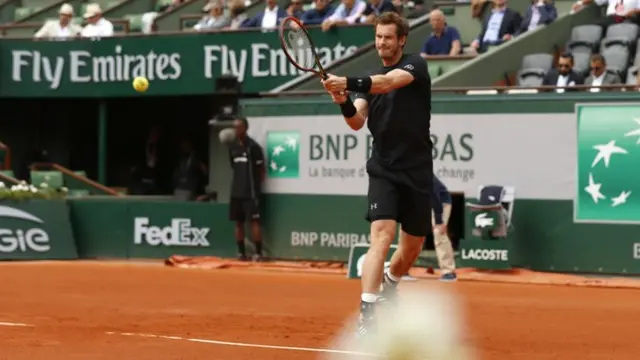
203, 1, 222, 11
83, 3, 102, 19
59, 3, 74, 15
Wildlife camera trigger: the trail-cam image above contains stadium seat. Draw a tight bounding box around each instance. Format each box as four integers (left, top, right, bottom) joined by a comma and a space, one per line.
124, 14, 144, 32
604, 23, 639, 44
566, 25, 603, 53
155, 0, 174, 11
517, 68, 546, 87
625, 66, 638, 85
520, 53, 553, 71
571, 50, 593, 77
466, 185, 516, 239
14, 7, 37, 20
602, 46, 630, 76
30, 171, 64, 189
429, 65, 442, 79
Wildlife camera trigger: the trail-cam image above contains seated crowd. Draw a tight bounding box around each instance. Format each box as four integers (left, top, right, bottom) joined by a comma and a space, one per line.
35, 3, 114, 38
421, 0, 557, 56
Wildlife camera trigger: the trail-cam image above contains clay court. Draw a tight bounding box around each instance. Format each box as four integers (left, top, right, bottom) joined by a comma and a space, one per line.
1, 261, 640, 360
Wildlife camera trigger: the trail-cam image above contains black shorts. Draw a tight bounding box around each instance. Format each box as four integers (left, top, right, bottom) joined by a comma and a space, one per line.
365, 165, 432, 237
229, 198, 261, 222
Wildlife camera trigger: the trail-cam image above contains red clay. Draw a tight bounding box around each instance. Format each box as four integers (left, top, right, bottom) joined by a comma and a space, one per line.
1, 261, 639, 360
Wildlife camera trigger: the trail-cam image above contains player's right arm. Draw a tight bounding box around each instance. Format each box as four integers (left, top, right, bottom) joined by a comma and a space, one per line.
328, 91, 368, 131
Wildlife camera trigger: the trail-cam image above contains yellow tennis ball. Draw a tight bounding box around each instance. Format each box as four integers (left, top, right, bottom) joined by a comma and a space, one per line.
133, 76, 149, 92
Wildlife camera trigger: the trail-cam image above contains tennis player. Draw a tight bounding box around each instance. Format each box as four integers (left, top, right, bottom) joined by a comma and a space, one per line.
321, 12, 433, 336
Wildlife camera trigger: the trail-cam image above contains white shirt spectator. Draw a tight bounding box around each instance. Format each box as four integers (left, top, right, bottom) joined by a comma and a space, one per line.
35, 20, 82, 39
327, 0, 367, 24
556, 74, 573, 93
528, 4, 542, 31
81, 18, 114, 37
594, 0, 640, 16
35, 3, 82, 39
589, 72, 605, 92
261, 5, 279, 28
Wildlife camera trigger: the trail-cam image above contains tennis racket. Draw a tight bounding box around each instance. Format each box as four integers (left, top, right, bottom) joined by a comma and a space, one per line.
279, 16, 328, 80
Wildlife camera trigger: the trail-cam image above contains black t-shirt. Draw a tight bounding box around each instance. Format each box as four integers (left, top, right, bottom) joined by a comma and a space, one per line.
355, 54, 432, 174
229, 137, 264, 199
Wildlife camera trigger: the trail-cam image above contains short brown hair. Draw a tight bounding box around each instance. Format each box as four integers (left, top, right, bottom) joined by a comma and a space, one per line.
590, 53, 605, 65
374, 12, 409, 38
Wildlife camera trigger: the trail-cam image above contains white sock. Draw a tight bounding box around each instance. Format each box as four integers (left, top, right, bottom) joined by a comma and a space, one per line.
361, 293, 378, 303
385, 268, 400, 282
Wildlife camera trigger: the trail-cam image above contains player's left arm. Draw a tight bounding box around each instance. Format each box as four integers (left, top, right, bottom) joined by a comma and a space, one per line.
368, 69, 416, 94
368, 56, 428, 94
325, 56, 429, 95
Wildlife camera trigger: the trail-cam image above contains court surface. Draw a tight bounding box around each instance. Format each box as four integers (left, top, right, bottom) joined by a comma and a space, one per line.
1, 261, 639, 360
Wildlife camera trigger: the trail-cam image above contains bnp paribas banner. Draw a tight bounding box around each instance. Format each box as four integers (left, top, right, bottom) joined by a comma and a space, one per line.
575, 104, 640, 224
249, 114, 576, 200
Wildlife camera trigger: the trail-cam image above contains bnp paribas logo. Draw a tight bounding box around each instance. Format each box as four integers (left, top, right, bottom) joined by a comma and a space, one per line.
266, 131, 300, 178
575, 104, 640, 224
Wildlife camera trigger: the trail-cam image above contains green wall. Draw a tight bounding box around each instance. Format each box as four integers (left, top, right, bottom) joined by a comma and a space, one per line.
240, 92, 640, 274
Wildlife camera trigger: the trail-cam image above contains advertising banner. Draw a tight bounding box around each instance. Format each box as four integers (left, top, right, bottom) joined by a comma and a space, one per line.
0, 200, 77, 260
249, 114, 576, 199
575, 103, 640, 224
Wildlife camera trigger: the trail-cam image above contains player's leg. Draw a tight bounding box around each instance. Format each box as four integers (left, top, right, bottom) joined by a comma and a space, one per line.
243, 199, 264, 261
229, 198, 248, 261
383, 187, 431, 292
433, 203, 457, 281
359, 176, 398, 335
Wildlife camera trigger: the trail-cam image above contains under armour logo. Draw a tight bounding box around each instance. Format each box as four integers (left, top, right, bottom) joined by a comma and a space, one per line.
404, 64, 414, 71
370, 203, 378, 210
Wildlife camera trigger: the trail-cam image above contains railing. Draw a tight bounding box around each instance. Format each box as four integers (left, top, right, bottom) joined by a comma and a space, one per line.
257, 84, 640, 97
29, 162, 120, 196
0, 171, 19, 185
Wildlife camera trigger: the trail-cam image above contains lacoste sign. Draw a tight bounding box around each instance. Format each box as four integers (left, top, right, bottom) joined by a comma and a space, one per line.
0, 205, 50, 253
134, 217, 210, 247
460, 248, 508, 261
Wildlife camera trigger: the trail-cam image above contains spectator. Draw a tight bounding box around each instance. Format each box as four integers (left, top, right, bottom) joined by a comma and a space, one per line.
129, 125, 169, 195
360, 0, 398, 24
228, 117, 266, 262
286, 0, 305, 19
516, 0, 557, 36
228, 0, 249, 29
141, 0, 183, 34
471, 0, 490, 19
80, 3, 114, 38
542, 52, 584, 93
194, 0, 230, 31
420, 9, 462, 57
470, 0, 522, 53
585, 54, 621, 92
321, 0, 367, 32
572, 0, 640, 30
172, 139, 207, 201
300, 0, 335, 25
34, 3, 82, 39
241, 0, 287, 29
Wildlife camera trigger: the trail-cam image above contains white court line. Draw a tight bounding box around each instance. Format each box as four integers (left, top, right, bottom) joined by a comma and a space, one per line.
0, 322, 34, 327
106, 331, 377, 357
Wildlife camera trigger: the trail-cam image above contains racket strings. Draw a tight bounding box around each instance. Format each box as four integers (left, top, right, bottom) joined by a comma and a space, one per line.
283, 24, 315, 70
